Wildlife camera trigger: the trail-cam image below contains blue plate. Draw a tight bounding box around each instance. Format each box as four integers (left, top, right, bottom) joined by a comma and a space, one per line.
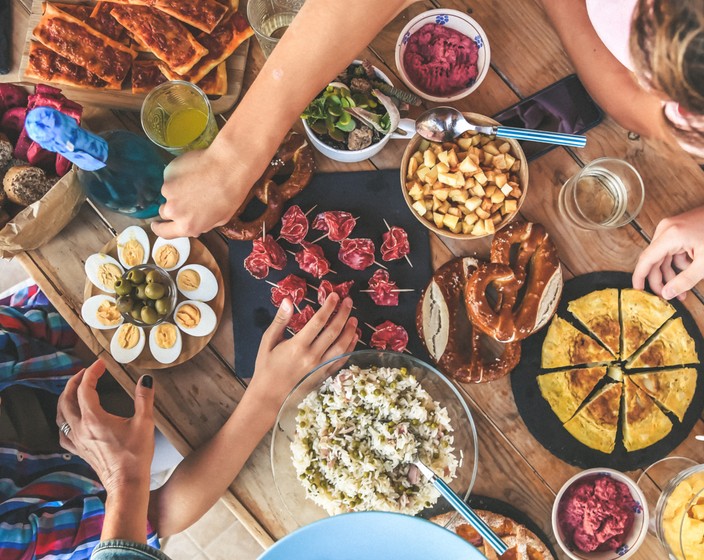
258, 511, 485, 560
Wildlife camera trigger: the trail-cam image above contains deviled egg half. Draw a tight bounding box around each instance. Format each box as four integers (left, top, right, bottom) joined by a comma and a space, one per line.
174, 300, 216, 337
81, 295, 124, 330
176, 264, 218, 302
110, 323, 145, 364
152, 236, 190, 271
149, 322, 182, 364
85, 253, 124, 294
116, 226, 150, 269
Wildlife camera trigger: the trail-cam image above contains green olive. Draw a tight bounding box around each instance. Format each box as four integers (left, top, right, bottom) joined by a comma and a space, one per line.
146, 298, 156, 309
130, 308, 142, 320
116, 295, 134, 313
145, 282, 165, 300
126, 269, 145, 284
155, 297, 170, 315
145, 270, 161, 284
113, 278, 132, 296
135, 283, 148, 300
140, 306, 159, 324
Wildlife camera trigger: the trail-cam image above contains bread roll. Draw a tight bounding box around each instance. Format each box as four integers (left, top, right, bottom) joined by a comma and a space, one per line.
3, 164, 58, 206
0, 132, 11, 170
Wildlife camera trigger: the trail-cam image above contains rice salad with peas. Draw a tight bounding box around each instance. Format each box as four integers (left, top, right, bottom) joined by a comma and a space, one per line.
291, 365, 458, 515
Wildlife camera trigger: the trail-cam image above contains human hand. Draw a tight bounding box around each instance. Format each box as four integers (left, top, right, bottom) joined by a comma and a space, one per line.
56, 360, 155, 495
248, 294, 358, 407
632, 207, 704, 301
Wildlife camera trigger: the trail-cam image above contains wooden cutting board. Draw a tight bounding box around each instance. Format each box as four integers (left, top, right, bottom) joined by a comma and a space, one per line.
16, 0, 249, 113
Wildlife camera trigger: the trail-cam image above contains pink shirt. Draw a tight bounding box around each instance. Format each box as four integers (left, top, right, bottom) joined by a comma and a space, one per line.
586, 0, 637, 71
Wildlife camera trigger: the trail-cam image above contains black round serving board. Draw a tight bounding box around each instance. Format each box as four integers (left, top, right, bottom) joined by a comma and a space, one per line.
434, 495, 558, 558
511, 271, 704, 471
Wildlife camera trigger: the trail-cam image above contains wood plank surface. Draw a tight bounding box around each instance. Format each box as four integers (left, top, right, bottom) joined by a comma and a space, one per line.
6, 0, 704, 558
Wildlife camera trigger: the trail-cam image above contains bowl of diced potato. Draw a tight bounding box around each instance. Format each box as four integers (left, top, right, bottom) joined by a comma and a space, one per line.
400, 112, 528, 239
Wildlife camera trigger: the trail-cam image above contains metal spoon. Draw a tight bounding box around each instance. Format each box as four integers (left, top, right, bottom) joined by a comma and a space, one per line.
414, 460, 509, 556
416, 106, 587, 148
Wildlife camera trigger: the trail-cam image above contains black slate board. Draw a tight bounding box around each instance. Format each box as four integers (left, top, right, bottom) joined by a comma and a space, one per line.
228, 170, 432, 380
435, 495, 558, 558
512, 271, 704, 471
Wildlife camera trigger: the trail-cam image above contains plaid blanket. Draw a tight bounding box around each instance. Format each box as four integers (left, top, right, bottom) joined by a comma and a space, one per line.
0, 285, 159, 559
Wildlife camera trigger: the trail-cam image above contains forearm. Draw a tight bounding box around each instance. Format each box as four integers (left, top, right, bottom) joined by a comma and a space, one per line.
539, 0, 666, 140
102, 480, 151, 543
147, 387, 279, 537
209, 0, 416, 193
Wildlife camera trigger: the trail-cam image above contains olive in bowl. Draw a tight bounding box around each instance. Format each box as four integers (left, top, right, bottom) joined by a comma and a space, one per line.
116, 264, 177, 327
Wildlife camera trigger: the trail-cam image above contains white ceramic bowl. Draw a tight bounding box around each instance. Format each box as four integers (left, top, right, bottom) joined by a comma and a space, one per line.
395, 9, 490, 103
552, 468, 649, 560
301, 61, 414, 163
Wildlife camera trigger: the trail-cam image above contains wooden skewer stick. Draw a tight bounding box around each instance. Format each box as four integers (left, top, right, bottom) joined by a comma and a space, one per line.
374, 260, 388, 270
363, 322, 412, 354
383, 218, 413, 268
359, 288, 415, 293
310, 233, 328, 244
304, 205, 318, 217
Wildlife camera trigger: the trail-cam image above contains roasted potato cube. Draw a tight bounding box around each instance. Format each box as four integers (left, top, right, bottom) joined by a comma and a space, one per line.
469, 153, 481, 166
498, 142, 511, 154
462, 222, 473, 235
484, 219, 495, 234
464, 212, 479, 226
457, 137, 473, 150
450, 189, 469, 203
495, 173, 508, 189
481, 198, 493, 212
511, 187, 522, 198
471, 221, 486, 236
485, 170, 496, 183
422, 183, 433, 197
472, 184, 486, 197
431, 142, 443, 154
442, 213, 460, 230
483, 141, 500, 156
493, 153, 508, 170
438, 172, 459, 187
491, 212, 503, 225
500, 184, 513, 196
413, 151, 424, 164
510, 159, 521, 172
476, 207, 491, 220
490, 190, 506, 204
433, 212, 444, 228
459, 156, 480, 175
434, 187, 451, 201
425, 165, 439, 184
412, 201, 427, 217
483, 152, 494, 166
471, 135, 482, 147
439, 201, 451, 214
447, 207, 461, 217
436, 162, 450, 174
423, 149, 437, 168
485, 185, 497, 197
407, 157, 419, 179
504, 154, 516, 169
504, 199, 518, 213
465, 196, 482, 212
447, 150, 459, 168
416, 165, 429, 183
437, 150, 450, 165
408, 184, 423, 200
450, 221, 462, 234
474, 172, 488, 185
490, 203, 502, 213
432, 198, 442, 212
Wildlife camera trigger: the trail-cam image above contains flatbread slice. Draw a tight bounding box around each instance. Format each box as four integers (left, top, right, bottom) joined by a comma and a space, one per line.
629, 368, 697, 422
131, 59, 167, 94
626, 317, 699, 370
25, 41, 119, 90
567, 288, 620, 358
100, 0, 228, 34
109, 5, 208, 75
32, 4, 136, 86
538, 366, 608, 423
622, 376, 673, 452
159, 11, 252, 84
563, 382, 622, 454
621, 288, 675, 360
88, 2, 129, 42
197, 62, 228, 96
541, 316, 614, 369
431, 510, 554, 560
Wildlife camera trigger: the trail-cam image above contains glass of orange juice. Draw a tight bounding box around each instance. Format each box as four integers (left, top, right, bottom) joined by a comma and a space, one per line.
141, 81, 219, 156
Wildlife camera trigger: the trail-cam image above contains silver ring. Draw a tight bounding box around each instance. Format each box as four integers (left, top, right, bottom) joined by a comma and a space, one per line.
60, 422, 71, 437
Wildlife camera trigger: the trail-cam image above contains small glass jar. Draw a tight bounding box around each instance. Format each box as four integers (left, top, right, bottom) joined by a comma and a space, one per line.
116, 264, 177, 328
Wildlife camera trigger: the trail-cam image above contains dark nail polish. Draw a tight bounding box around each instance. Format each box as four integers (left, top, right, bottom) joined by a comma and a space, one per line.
142, 375, 153, 388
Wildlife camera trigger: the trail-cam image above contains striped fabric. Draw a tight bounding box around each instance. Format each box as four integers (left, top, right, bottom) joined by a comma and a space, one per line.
0, 285, 160, 559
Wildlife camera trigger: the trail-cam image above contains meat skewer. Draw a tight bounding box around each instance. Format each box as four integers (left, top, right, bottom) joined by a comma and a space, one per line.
382, 219, 413, 267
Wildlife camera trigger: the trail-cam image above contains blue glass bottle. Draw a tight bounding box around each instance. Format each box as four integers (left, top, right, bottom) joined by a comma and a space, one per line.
25, 107, 167, 218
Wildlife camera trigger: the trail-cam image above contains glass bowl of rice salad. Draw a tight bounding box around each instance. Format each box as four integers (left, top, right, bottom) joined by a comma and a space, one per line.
271, 350, 478, 527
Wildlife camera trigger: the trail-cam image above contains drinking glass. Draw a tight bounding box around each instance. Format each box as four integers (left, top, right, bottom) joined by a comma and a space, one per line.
558, 157, 645, 230
141, 81, 218, 156
247, 0, 305, 58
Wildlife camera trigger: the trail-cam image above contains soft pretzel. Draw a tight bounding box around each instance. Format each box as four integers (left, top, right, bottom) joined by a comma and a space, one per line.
218, 131, 315, 241
416, 257, 521, 384
465, 222, 562, 343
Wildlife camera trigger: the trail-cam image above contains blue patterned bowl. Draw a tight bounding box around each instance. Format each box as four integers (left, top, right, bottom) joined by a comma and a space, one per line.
552, 468, 649, 560
395, 9, 490, 102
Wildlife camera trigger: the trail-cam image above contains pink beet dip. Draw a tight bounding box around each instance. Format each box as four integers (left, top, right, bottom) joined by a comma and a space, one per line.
402, 23, 479, 96
558, 475, 637, 553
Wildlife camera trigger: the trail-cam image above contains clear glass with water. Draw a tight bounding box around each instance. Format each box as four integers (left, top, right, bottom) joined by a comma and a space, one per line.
247, 0, 305, 58
559, 157, 645, 229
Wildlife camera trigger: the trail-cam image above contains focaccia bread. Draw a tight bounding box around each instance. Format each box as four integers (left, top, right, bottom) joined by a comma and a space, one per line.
626, 317, 699, 370
568, 288, 620, 358
629, 367, 697, 422
32, 3, 136, 85
109, 5, 208, 75
621, 288, 675, 360
541, 316, 614, 369
563, 382, 622, 454
622, 376, 673, 452
537, 366, 607, 423
431, 510, 554, 560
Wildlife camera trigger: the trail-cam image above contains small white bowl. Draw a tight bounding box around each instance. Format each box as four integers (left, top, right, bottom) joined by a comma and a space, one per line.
552, 468, 649, 560
301, 60, 414, 163
395, 9, 490, 103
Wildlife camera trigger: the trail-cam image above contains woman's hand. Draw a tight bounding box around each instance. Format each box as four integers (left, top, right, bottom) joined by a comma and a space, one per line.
632, 207, 704, 300
248, 294, 358, 408
56, 360, 155, 495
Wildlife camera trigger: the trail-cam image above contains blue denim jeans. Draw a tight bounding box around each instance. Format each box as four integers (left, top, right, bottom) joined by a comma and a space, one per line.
91, 540, 172, 560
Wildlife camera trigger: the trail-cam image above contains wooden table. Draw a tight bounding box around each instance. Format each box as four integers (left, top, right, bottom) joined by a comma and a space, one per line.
5, 1, 704, 557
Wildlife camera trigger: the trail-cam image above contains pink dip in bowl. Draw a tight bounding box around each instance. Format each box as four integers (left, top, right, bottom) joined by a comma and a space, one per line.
402, 23, 479, 96
558, 474, 637, 553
